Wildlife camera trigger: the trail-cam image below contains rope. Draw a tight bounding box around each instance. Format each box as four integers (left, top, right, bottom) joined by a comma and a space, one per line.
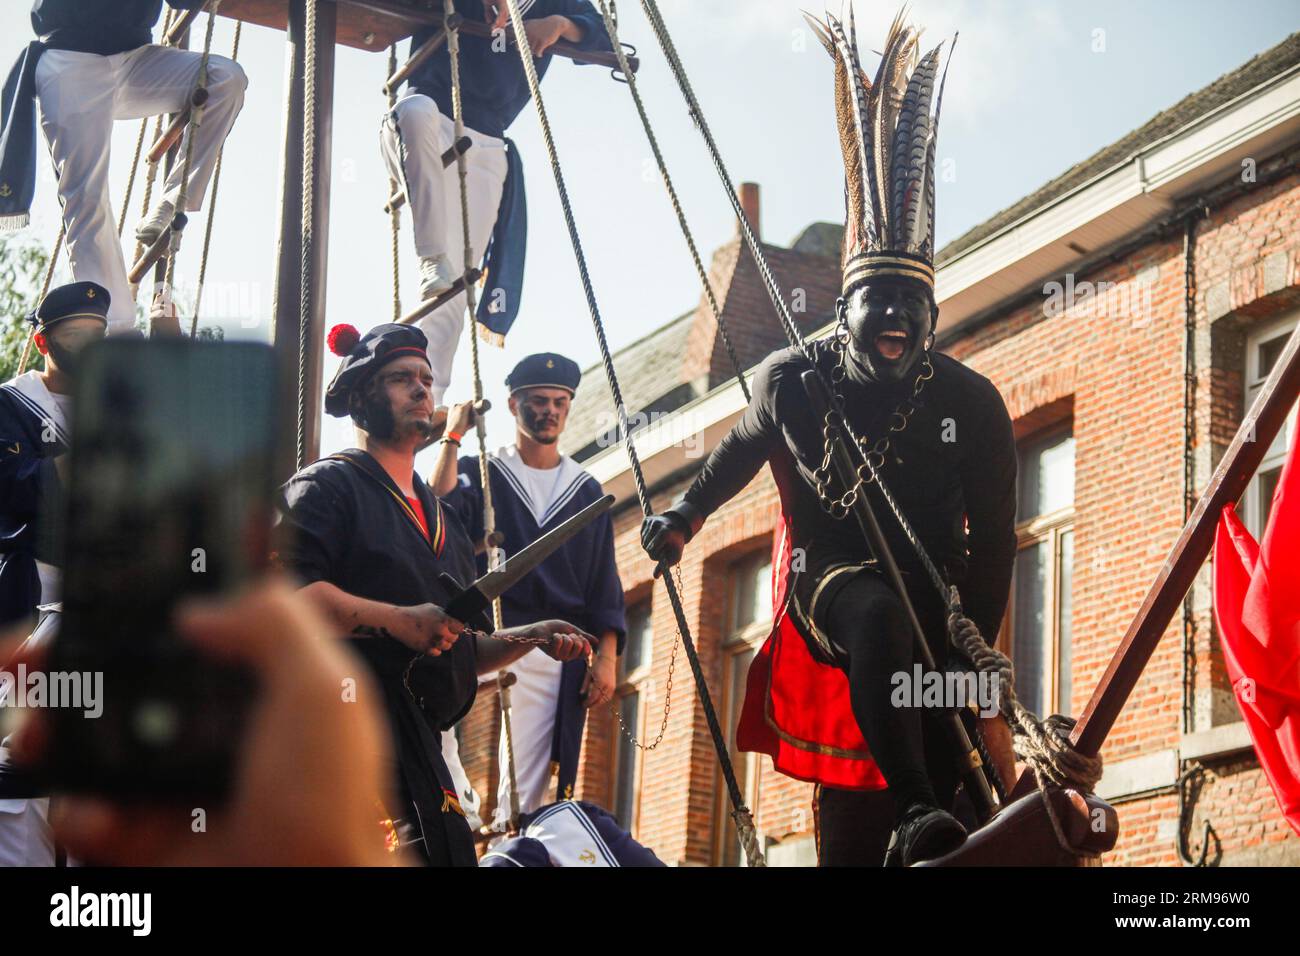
594, 0, 748, 401
499, 0, 764, 866
498, 674, 522, 833
295, 0, 319, 470
386, 44, 402, 323
443, 0, 503, 631
945, 590, 1102, 855
129, 5, 179, 281
191, 18, 242, 338
159, 0, 220, 324
118, 118, 150, 239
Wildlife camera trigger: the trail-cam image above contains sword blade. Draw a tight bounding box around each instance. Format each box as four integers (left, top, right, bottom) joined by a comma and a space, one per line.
446, 494, 614, 622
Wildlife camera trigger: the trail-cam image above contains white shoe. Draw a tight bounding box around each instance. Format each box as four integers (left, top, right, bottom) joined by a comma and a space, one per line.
135, 199, 175, 246
419, 254, 457, 300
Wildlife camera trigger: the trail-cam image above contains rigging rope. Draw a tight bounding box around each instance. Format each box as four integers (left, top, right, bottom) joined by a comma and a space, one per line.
499, 0, 764, 866
593, 0, 749, 402
443, 0, 503, 633
158, 0, 220, 326
191, 18, 242, 338
295, 0, 319, 470
386, 44, 402, 323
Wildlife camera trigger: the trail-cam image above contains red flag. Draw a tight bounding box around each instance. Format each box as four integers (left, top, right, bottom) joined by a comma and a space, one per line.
735, 517, 886, 790
1212, 418, 1300, 837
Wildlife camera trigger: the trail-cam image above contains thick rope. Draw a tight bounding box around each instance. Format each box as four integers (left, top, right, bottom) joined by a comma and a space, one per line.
594, 0, 748, 402
295, 0, 318, 470
386, 44, 402, 323
946, 591, 1103, 855
500, 0, 764, 866
191, 18, 242, 338
159, 0, 220, 322
443, 0, 503, 631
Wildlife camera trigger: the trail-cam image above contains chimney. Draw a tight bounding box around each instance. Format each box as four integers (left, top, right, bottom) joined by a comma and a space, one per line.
738, 182, 761, 241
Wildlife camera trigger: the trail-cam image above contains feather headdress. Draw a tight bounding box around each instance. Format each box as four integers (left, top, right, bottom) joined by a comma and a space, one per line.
805, 5, 955, 295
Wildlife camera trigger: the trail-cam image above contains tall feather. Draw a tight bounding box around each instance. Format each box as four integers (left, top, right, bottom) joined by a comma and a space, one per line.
868, 11, 913, 243
922, 32, 957, 261
824, 11, 877, 250
894, 45, 940, 250
805, 12, 871, 256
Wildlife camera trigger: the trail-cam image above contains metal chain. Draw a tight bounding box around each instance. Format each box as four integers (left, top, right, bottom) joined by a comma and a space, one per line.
499, 0, 763, 865
191, 18, 242, 338
612, 569, 682, 752
813, 338, 934, 519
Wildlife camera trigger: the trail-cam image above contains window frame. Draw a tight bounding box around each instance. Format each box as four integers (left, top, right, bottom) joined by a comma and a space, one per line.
610, 595, 653, 837
1000, 425, 1075, 718
1243, 312, 1299, 538
713, 543, 774, 866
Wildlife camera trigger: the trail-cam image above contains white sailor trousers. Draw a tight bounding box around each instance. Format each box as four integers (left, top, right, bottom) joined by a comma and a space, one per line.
35, 44, 248, 333
379, 94, 508, 406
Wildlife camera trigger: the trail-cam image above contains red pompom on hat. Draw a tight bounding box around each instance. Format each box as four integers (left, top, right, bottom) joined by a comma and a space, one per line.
327, 323, 361, 356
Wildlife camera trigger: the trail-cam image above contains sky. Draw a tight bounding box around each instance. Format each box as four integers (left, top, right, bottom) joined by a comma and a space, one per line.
5, 0, 1298, 472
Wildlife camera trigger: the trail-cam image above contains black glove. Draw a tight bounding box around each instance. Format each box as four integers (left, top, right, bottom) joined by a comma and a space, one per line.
641, 503, 703, 577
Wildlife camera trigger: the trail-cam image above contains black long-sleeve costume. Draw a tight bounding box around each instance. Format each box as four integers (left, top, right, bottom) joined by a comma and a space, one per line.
683, 340, 1017, 650
682, 340, 1017, 823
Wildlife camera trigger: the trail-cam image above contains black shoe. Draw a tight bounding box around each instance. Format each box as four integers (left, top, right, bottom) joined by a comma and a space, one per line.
883, 803, 967, 867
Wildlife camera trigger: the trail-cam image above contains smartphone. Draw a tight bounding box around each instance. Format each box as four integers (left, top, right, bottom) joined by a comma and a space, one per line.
40, 338, 282, 802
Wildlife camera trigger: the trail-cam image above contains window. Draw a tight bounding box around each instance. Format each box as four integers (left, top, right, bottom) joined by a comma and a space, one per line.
611, 599, 651, 834
1243, 315, 1298, 538
716, 546, 773, 866
1006, 429, 1075, 718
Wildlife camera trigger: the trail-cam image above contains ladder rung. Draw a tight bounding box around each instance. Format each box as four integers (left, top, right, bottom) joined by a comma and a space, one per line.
147, 88, 210, 164
127, 214, 188, 285
383, 136, 473, 213
383, 14, 462, 97
397, 266, 481, 325
164, 4, 206, 48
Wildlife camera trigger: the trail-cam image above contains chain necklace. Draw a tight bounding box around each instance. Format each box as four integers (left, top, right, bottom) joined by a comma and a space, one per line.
813, 323, 935, 521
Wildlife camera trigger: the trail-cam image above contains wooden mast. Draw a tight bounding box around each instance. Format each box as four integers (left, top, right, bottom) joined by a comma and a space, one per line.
271, 0, 336, 478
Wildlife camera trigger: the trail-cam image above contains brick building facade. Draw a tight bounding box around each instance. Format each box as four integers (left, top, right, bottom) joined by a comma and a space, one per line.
456, 34, 1300, 866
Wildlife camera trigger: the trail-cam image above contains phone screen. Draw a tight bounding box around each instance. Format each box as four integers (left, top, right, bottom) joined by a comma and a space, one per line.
43, 338, 280, 800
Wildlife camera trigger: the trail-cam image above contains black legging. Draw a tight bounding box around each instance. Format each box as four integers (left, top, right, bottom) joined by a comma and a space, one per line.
816, 569, 959, 820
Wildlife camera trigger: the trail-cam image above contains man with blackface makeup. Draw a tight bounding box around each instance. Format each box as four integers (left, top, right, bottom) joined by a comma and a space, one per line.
642, 10, 1019, 867
275, 323, 593, 865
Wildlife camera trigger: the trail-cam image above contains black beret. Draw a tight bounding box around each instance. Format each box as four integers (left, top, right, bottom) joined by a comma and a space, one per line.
323, 322, 431, 417
505, 353, 581, 396
27, 281, 110, 330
